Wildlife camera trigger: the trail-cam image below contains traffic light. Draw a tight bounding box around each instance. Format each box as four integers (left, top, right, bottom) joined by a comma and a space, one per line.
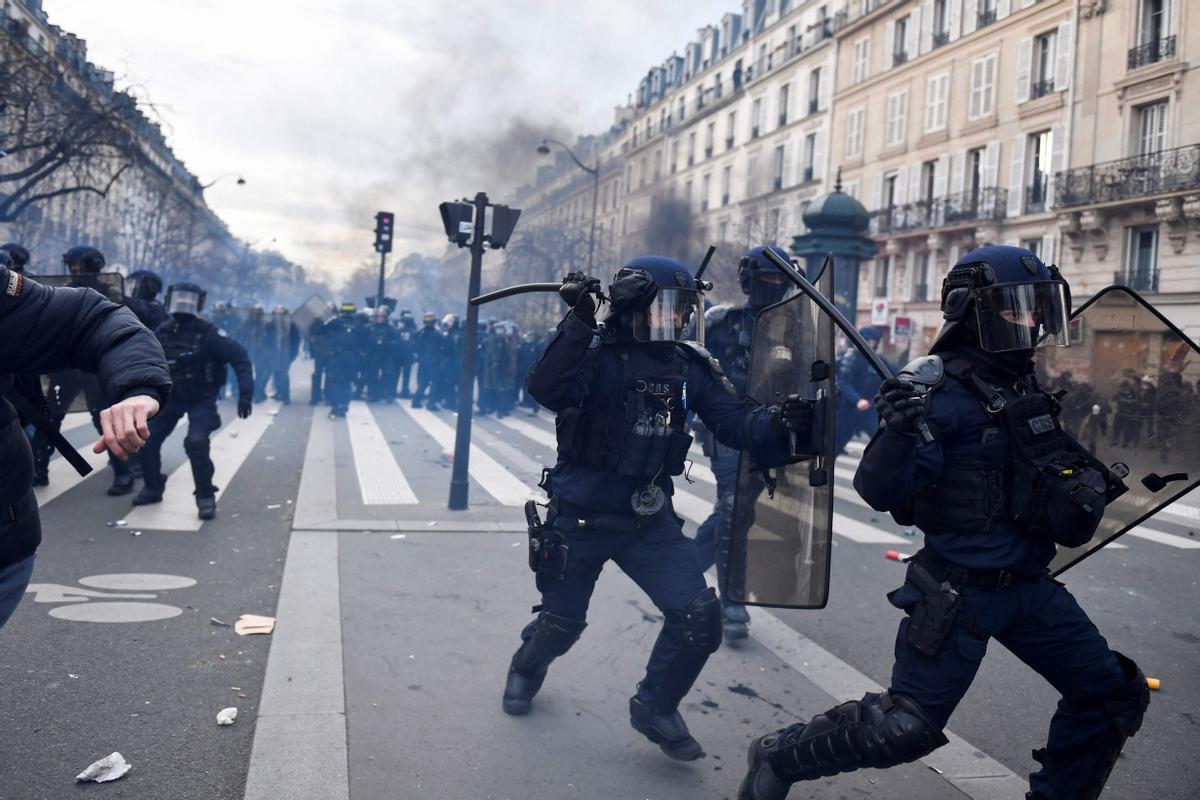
374, 211, 394, 253
488, 204, 521, 249
439, 201, 474, 248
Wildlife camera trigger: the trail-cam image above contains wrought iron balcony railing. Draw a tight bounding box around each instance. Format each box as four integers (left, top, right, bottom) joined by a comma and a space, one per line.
1031, 78, 1055, 99
1128, 35, 1176, 70
932, 31, 950, 48
977, 9, 997, 29
874, 188, 1008, 234
893, 50, 909, 67
1025, 182, 1049, 214
808, 98, 819, 115
1114, 268, 1158, 293
1054, 144, 1200, 208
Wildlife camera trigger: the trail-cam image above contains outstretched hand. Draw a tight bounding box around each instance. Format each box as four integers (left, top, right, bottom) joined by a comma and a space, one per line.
93, 395, 160, 460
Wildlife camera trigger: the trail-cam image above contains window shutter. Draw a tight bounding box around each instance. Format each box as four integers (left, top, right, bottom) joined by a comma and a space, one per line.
819, 65, 831, 112
997, 0, 1011, 19
872, 173, 884, 210
1055, 21, 1073, 92
982, 139, 1000, 214
925, 77, 937, 132
1016, 37, 1032, 104
1164, 0, 1175, 36
935, 154, 950, 198
963, 0, 978, 35
1041, 233, 1057, 263
948, 243, 961, 271
781, 142, 793, 187
910, 162, 923, 203
898, 90, 909, 142
1048, 122, 1066, 207
905, 13, 919, 57
919, 0, 934, 55
1021, 0, 1036, 7
950, 149, 966, 194
813, 130, 826, 184
948, 0, 962, 41
883, 20, 895, 68
895, 164, 910, 204
1007, 134, 1026, 218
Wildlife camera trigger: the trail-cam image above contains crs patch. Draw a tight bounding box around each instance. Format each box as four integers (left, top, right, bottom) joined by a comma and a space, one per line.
5, 270, 23, 298
1027, 414, 1055, 435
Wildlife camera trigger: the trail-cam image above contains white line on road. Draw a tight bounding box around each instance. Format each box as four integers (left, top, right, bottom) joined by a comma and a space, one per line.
59, 411, 94, 434
32, 447, 108, 507
496, 414, 556, 450
346, 402, 417, 505
400, 405, 533, 506
292, 410, 338, 528
125, 401, 281, 531
1125, 526, 1200, 549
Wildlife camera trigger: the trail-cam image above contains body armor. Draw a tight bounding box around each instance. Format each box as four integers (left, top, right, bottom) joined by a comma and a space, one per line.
160, 318, 222, 398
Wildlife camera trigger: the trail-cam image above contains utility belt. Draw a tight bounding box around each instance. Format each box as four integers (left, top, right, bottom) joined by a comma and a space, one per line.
523, 494, 671, 581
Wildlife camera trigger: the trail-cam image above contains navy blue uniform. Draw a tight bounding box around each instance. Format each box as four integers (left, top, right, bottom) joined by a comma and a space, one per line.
410, 324, 441, 409
141, 316, 253, 497
321, 315, 366, 417
834, 346, 886, 454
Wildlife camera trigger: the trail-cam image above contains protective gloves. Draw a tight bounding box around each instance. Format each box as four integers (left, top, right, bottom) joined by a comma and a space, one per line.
874, 378, 926, 434
560, 271, 600, 326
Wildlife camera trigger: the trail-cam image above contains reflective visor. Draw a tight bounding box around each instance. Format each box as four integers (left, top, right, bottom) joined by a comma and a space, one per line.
973, 282, 1070, 352
630, 288, 705, 345
167, 289, 202, 317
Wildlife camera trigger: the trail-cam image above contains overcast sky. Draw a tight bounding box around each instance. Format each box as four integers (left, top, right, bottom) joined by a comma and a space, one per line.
44, 1, 734, 284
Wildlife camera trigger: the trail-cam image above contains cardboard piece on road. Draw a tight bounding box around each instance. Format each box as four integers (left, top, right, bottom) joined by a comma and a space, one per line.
76, 752, 131, 783
234, 614, 276, 636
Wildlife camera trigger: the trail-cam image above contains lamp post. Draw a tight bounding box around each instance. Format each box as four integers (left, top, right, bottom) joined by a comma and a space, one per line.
199, 173, 246, 190
536, 138, 599, 272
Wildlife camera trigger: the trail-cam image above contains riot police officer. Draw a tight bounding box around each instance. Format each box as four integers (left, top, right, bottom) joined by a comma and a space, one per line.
125, 270, 167, 331
395, 309, 417, 398
365, 307, 399, 402
738, 246, 1148, 800
434, 313, 463, 410
502, 257, 812, 762
258, 305, 300, 404
133, 283, 254, 520
834, 325, 889, 455
322, 303, 366, 418
693, 246, 791, 641
0, 243, 30, 273
308, 302, 336, 405
410, 312, 441, 410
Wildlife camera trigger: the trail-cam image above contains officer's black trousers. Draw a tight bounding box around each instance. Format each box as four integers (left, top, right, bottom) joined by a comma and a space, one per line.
140, 399, 222, 496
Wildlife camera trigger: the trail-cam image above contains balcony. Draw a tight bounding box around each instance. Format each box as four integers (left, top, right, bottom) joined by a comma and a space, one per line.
1054, 144, 1200, 208
803, 166, 815, 183
1031, 78, 1055, 99
932, 31, 950, 49
779, 112, 788, 126
977, 9, 997, 29
751, 125, 760, 139
1128, 35, 1176, 70
725, 136, 735, 151
875, 188, 1008, 234
893, 50, 909, 67
808, 98, 819, 115
1113, 268, 1158, 293
705, 146, 713, 159
773, 176, 784, 191
1025, 181, 1049, 214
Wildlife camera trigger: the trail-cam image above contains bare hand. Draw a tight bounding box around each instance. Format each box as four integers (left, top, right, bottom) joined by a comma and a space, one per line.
92, 395, 161, 460
856, 398, 871, 412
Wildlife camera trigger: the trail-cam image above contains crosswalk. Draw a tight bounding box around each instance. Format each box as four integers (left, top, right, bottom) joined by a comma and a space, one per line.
32, 397, 1200, 551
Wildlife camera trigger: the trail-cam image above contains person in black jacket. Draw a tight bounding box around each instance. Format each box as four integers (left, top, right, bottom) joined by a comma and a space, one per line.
0, 263, 171, 629
132, 282, 254, 520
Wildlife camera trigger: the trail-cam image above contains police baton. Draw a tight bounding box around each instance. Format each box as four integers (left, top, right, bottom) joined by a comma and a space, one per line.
469, 282, 562, 307
759, 248, 935, 444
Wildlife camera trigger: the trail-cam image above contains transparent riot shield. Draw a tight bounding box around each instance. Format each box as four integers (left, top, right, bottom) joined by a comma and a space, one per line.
292, 294, 329, 336
32, 273, 126, 414
1037, 286, 1200, 574
723, 271, 837, 608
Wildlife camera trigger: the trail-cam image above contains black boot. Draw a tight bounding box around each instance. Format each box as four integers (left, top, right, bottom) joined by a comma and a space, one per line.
501, 613, 586, 715
196, 494, 217, 520
107, 473, 135, 497
31, 471, 49, 488
629, 694, 704, 761
132, 485, 164, 505
739, 725, 804, 800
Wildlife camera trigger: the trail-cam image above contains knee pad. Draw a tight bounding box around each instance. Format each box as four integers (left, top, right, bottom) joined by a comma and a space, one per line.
514, 612, 586, 675
183, 436, 210, 459
1106, 651, 1150, 737
678, 587, 723, 656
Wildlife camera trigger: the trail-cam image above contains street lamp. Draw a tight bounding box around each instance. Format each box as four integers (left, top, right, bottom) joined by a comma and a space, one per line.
536, 138, 599, 272
200, 173, 247, 190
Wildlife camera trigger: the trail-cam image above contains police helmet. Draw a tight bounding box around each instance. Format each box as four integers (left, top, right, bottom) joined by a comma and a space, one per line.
422, 311, 436, 326
273, 305, 289, 314
441, 313, 459, 330
339, 302, 358, 315
399, 309, 413, 319
858, 326, 883, 347
63, 245, 105, 275
1, 243, 30, 273
737, 245, 792, 308
127, 269, 163, 301
933, 245, 1071, 354
607, 255, 706, 345
165, 282, 207, 317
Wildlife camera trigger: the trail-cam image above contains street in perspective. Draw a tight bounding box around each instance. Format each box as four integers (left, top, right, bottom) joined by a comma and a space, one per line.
1, 1, 1198, 800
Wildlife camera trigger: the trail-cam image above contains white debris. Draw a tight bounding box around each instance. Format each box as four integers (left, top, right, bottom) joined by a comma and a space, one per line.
217, 707, 238, 726
76, 752, 131, 783
266, 503, 282, 510
390, 534, 406, 540
234, 614, 275, 635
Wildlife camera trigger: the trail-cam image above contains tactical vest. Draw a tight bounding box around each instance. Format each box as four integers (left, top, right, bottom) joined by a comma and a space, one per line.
711, 308, 754, 394
554, 343, 694, 480
160, 318, 222, 395
912, 354, 1108, 546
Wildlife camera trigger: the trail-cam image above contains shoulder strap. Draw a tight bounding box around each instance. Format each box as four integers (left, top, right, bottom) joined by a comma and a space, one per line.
0, 381, 93, 477
940, 352, 1008, 414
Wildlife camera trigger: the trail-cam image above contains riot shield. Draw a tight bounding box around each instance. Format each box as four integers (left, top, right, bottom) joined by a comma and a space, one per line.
724, 270, 837, 608
292, 294, 329, 335
1037, 286, 1200, 574
31, 272, 125, 305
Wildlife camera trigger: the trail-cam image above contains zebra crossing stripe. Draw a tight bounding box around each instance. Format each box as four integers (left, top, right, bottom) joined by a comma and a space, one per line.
496, 415, 556, 450
33, 447, 108, 507
399, 405, 532, 507
346, 402, 417, 505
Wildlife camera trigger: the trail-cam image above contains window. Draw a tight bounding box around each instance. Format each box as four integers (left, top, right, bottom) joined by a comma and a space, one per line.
808, 69, 821, 114
769, 208, 782, 238
654, 150, 663, 180
678, 97, 686, 123
874, 257, 892, 297
726, 112, 737, 150
1138, 101, 1168, 156
925, 73, 948, 132
684, 180, 693, 208
688, 132, 696, 166
803, 133, 817, 182
932, 0, 950, 47
671, 141, 680, 174
978, 0, 997, 29
773, 145, 786, 190
884, 172, 899, 215
894, 16, 910, 65
722, 165, 732, 206
921, 159, 937, 203
715, 72, 723, 99
1020, 238, 1041, 257
779, 84, 790, 126
845, 107, 865, 158
970, 55, 996, 119
640, 156, 648, 188
719, 221, 729, 242
1127, 226, 1158, 291
705, 123, 716, 158
886, 90, 909, 146
1032, 31, 1057, 98
701, 173, 711, 211
751, 98, 763, 138
625, 165, 633, 194
747, 155, 759, 196
967, 146, 984, 207
1026, 129, 1051, 212
852, 37, 870, 84
1131, 0, 1176, 69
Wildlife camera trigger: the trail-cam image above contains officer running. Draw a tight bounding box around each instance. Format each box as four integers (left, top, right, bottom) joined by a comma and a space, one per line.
738, 246, 1149, 800
133, 283, 254, 520
501, 257, 812, 762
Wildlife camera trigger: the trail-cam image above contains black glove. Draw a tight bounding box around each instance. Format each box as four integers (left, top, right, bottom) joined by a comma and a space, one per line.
608, 270, 657, 312
779, 394, 814, 434
560, 271, 599, 325
874, 378, 925, 434
238, 397, 253, 419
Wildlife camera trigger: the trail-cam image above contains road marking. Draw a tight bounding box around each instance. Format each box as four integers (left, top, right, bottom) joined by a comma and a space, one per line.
125, 401, 281, 531
25, 573, 196, 623
1125, 526, 1200, 549
32, 446, 108, 507
832, 512, 908, 544
345, 402, 417, 505
496, 415, 556, 450
470, 419, 546, 483
400, 405, 532, 507
59, 411, 94, 434
292, 409, 338, 528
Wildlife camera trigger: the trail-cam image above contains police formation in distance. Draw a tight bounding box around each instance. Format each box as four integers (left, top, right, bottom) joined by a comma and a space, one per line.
502, 254, 816, 761
738, 246, 1151, 800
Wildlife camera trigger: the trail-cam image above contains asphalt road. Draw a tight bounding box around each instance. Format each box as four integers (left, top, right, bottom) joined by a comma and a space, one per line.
1, 362, 1196, 800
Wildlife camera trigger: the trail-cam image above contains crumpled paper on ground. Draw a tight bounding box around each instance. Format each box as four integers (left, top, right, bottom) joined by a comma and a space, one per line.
216, 707, 238, 726
234, 614, 275, 635
76, 752, 131, 783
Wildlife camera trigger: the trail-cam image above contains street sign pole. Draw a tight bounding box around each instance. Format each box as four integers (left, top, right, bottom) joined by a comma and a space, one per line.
448, 191, 489, 510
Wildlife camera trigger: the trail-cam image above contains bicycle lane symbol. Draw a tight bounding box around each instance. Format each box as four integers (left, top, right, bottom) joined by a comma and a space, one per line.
24, 574, 197, 622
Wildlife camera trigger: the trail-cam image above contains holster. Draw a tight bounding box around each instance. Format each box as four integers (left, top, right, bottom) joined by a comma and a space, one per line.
899, 561, 963, 657
525, 499, 568, 579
